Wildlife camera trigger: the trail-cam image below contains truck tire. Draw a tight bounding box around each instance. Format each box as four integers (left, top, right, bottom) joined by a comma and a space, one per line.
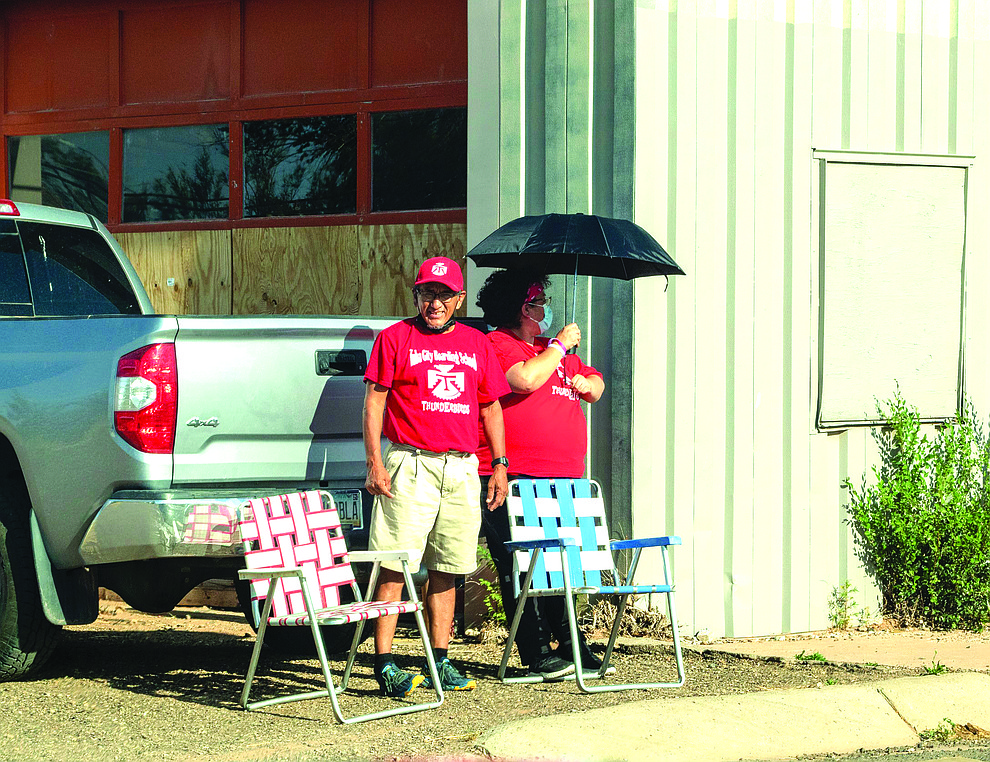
0, 472, 61, 680
234, 577, 368, 655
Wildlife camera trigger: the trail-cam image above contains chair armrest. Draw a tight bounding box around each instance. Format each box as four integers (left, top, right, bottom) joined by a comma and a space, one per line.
347, 550, 414, 563
238, 567, 304, 580
505, 537, 577, 552
610, 536, 681, 550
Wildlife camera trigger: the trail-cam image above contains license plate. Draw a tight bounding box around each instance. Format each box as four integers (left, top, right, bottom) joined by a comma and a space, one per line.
331, 490, 363, 529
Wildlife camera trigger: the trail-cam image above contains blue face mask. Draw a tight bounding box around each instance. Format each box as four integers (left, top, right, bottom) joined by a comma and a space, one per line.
528, 303, 553, 334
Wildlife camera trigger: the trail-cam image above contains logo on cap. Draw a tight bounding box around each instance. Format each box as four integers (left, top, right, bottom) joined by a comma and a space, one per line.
431, 262, 448, 277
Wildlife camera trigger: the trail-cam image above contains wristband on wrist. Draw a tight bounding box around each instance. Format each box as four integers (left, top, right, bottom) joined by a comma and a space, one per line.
548, 338, 567, 356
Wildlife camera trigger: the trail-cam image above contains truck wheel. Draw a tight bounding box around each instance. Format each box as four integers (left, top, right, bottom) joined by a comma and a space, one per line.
234, 577, 368, 655
0, 473, 62, 680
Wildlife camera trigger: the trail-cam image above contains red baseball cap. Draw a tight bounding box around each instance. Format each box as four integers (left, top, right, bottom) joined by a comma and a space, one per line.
414, 256, 464, 292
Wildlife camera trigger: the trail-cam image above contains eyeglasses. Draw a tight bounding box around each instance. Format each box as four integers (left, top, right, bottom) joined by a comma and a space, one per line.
524, 296, 552, 307
416, 289, 460, 304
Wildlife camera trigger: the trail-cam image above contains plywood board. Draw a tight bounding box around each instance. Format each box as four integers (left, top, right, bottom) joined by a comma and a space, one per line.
232, 225, 361, 315
116, 230, 233, 315
357, 223, 468, 317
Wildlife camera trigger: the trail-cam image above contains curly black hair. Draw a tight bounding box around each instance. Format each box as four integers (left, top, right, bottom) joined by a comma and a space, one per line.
476, 269, 551, 329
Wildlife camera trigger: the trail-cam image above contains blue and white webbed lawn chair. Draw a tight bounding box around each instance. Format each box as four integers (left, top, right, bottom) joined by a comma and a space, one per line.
498, 478, 685, 693
237, 490, 443, 722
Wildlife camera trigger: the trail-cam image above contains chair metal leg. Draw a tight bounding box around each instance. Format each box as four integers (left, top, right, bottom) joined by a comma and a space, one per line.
497, 588, 533, 682
600, 590, 628, 671
663, 547, 686, 687
240, 585, 277, 709
411, 607, 444, 709
340, 571, 371, 690
244, 583, 338, 713
574, 546, 686, 693
339, 619, 365, 691
330, 562, 443, 723
498, 550, 552, 684
401, 561, 444, 709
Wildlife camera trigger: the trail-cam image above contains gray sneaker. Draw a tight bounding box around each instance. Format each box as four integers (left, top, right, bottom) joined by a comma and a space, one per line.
376, 661, 424, 697
422, 657, 476, 691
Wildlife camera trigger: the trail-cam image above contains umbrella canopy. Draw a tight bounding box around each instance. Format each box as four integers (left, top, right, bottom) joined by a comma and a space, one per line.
466, 213, 685, 280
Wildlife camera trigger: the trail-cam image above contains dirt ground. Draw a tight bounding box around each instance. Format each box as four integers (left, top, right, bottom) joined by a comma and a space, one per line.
699, 620, 990, 672
0, 601, 986, 762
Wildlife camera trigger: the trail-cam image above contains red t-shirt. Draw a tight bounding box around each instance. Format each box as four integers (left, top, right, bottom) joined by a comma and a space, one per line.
477, 328, 603, 477
365, 318, 510, 454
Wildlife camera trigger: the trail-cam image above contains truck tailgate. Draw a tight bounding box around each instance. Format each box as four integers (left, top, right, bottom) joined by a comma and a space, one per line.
171, 315, 396, 486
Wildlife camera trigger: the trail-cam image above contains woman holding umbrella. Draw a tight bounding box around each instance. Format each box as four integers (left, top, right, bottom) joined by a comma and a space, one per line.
475, 268, 605, 679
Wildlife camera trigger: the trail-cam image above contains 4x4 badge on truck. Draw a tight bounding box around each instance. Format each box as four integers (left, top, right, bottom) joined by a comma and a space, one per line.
186, 417, 220, 427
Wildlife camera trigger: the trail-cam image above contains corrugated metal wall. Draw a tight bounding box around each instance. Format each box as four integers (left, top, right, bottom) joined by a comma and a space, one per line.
469, 0, 990, 637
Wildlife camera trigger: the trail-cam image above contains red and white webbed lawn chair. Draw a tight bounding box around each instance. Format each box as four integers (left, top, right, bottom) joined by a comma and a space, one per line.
237, 490, 443, 722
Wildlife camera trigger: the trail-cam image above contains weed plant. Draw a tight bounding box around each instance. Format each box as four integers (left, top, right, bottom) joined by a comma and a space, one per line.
476, 544, 505, 625
828, 581, 857, 629
919, 718, 956, 742
844, 391, 990, 631
924, 652, 947, 675
828, 580, 874, 630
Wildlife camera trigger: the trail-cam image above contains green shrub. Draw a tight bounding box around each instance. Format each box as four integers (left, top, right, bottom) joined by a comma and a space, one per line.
476, 544, 505, 625
843, 390, 990, 631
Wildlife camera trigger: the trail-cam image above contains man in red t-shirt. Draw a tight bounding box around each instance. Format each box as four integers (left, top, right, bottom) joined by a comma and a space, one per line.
476, 269, 605, 680
363, 256, 510, 697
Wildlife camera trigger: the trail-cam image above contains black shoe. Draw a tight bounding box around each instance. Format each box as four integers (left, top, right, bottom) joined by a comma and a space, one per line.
577, 647, 603, 670
560, 644, 612, 673
529, 653, 575, 680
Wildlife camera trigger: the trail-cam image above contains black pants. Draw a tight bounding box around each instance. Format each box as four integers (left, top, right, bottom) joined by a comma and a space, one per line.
480, 475, 588, 667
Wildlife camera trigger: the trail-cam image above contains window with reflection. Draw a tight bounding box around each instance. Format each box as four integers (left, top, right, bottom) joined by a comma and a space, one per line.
7, 132, 110, 222
123, 125, 229, 222
371, 108, 466, 212
0, 221, 32, 317
17, 221, 142, 316
244, 115, 357, 217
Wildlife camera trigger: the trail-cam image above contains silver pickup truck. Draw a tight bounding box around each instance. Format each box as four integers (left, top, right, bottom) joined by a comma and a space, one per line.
0, 199, 394, 679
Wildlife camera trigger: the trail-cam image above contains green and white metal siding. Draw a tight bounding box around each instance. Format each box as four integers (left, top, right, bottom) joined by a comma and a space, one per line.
468, 0, 989, 637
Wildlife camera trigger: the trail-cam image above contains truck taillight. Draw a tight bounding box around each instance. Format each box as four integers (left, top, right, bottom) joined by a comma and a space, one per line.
114, 343, 177, 454
0, 199, 20, 216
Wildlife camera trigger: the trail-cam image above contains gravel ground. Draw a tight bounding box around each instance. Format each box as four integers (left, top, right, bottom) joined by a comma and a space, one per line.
0, 602, 927, 762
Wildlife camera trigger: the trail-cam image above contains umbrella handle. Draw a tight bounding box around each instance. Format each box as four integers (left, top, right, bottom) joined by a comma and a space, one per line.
570, 256, 578, 325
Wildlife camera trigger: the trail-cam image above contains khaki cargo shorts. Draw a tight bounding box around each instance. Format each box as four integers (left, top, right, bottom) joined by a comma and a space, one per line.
368, 443, 481, 575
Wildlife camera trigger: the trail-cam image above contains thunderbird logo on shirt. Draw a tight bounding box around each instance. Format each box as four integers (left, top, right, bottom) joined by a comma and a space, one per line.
428, 364, 465, 400
552, 363, 580, 400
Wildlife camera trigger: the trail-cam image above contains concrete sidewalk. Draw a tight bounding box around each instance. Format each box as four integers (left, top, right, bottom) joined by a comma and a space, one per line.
477, 673, 990, 761
696, 628, 990, 672
476, 634, 990, 762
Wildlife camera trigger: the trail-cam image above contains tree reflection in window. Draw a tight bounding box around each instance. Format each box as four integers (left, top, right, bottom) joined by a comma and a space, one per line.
372, 108, 466, 212
244, 115, 357, 217
123, 125, 229, 222
7, 132, 110, 222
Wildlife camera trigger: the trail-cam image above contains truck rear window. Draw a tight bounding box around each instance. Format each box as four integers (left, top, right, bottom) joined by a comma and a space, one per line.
17, 221, 141, 316
0, 225, 31, 316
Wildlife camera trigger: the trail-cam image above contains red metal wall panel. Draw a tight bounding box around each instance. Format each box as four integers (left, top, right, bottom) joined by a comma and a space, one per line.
5, 11, 112, 113
0, 0, 467, 228
370, 0, 467, 88
241, 0, 363, 98
120, 2, 230, 105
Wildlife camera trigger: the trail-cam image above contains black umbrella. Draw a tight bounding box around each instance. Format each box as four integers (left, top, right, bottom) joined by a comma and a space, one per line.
467, 212, 684, 319
468, 212, 683, 279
